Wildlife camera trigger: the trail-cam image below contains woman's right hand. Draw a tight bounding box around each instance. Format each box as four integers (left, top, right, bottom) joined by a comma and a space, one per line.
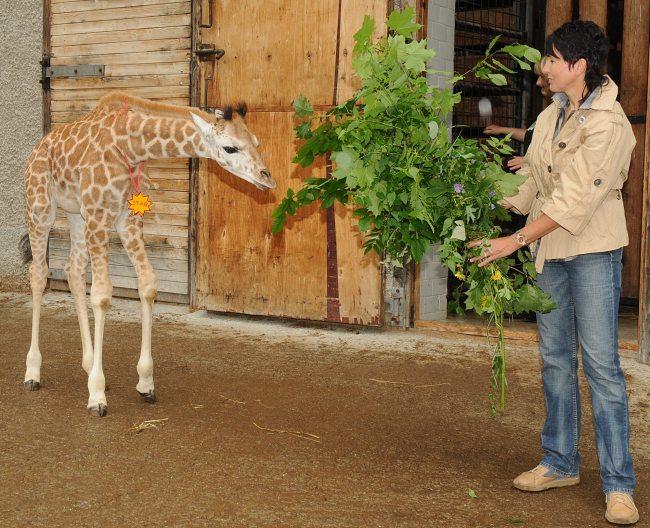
484, 124, 505, 136
507, 156, 525, 171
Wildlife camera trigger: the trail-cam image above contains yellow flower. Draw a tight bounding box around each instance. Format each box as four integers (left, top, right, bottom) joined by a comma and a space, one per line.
454, 271, 466, 280
491, 270, 502, 281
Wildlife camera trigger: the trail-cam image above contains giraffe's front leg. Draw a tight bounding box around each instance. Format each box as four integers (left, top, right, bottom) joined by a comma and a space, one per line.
64, 213, 93, 375
85, 222, 113, 417
135, 272, 156, 403
115, 212, 157, 403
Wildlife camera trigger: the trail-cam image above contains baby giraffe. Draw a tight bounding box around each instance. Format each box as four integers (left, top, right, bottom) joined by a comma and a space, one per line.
21, 92, 275, 416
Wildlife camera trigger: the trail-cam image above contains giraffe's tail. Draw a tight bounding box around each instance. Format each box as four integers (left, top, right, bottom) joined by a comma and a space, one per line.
19, 233, 32, 265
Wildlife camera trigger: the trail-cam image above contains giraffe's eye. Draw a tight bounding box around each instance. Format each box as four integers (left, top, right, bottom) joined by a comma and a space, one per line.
223, 146, 239, 154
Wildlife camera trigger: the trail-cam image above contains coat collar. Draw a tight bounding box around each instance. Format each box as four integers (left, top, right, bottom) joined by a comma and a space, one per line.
551, 75, 618, 111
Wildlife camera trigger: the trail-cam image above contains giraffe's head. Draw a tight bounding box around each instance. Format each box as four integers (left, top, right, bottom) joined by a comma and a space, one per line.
190, 106, 276, 191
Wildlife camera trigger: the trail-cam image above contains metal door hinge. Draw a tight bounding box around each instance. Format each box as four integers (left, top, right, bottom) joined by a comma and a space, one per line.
42, 64, 105, 82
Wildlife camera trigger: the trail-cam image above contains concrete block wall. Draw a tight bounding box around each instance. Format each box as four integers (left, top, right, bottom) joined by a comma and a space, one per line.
0, 0, 43, 291
419, 0, 456, 321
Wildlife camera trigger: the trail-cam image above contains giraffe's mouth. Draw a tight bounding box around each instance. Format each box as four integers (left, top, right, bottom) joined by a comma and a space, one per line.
251, 169, 276, 191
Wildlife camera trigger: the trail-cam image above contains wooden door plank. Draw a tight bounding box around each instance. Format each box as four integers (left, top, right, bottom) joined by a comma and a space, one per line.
51, 2, 190, 25
50, 14, 191, 36
639, 47, 650, 364
545, 0, 572, 34
51, 85, 189, 101
52, 26, 191, 47
52, 0, 185, 14
579, 0, 607, 29
51, 74, 188, 90
330, 0, 387, 325
620, 0, 650, 300
50, 49, 191, 66
52, 37, 190, 58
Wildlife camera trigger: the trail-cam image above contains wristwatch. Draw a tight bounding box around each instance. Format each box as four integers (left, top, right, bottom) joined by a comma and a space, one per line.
513, 231, 528, 247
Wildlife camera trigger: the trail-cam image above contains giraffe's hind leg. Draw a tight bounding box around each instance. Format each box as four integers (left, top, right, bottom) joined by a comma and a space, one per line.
23, 177, 56, 390
115, 211, 157, 403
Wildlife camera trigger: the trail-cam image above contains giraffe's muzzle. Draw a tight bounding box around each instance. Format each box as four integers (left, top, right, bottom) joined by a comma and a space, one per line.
254, 169, 276, 190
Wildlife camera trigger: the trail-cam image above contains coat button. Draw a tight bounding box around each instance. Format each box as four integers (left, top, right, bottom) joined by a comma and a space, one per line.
578, 116, 586, 124
558, 142, 566, 149
536, 191, 540, 199
617, 190, 622, 200
594, 178, 602, 186
547, 165, 552, 172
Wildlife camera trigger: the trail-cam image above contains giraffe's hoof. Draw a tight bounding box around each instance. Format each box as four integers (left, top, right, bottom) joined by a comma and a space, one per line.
23, 380, 41, 391
88, 403, 108, 417
138, 390, 156, 404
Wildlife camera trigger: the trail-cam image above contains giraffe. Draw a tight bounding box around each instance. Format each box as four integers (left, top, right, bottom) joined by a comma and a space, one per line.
20, 91, 275, 416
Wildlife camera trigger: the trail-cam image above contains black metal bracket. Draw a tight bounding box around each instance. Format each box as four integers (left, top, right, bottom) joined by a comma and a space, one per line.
39, 54, 51, 90
195, 46, 225, 62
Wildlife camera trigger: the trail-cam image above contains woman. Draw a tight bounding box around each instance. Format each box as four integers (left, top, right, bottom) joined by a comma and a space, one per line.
484, 59, 552, 171
468, 21, 639, 525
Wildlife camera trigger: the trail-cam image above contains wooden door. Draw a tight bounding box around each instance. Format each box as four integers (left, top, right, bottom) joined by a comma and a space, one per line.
45, 0, 193, 302
193, 1, 387, 324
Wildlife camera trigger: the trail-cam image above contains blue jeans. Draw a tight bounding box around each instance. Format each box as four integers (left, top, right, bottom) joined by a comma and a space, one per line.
534, 248, 636, 494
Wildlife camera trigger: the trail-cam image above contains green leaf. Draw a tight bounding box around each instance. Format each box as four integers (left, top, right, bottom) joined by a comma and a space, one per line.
387, 7, 421, 37
450, 220, 466, 241
293, 95, 314, 118
485, 34, 501, 56
353, 15, 375, 53
491, 58, 515, 74
428, 121, 439, 140
295, 122, 312, 139
468, 489, 478, 499
332, 148, 357, 171
500, 44, 528, 58
509, 518, 525, 526
515, 284, 556, 314
524, 47, 542, 63
513, 56, 532, 71
493, 170, 527, 197
487, 73, 507, 86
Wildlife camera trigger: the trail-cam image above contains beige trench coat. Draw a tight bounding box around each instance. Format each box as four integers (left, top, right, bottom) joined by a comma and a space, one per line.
504, 77, 636, 272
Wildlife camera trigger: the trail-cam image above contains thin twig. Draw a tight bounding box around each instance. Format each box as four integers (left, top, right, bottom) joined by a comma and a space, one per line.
132, 418, 169, 433
253, 399, 274, 409
369, 378, 450, 388
252, 422, 321, 443
218, 394, 246, 405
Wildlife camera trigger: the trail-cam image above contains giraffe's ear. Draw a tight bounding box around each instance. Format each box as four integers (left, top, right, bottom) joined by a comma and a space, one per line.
190, 113, 213, 141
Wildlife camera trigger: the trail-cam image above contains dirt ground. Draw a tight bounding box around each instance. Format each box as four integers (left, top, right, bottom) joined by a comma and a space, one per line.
0, 292, 648, 528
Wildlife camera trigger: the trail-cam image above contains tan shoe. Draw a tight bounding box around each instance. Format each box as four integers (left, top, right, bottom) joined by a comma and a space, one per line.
513, 464, 580, 492
606, 492, 639, 525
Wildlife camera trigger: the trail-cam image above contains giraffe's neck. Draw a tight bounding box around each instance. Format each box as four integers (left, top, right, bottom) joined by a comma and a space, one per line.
113, 110, 212, 164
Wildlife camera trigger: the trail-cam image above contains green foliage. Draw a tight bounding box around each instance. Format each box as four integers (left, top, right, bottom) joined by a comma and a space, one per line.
273, 7, 554, 412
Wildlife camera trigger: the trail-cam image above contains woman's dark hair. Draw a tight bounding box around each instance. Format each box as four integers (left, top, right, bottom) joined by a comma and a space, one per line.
545, 20, 610, 98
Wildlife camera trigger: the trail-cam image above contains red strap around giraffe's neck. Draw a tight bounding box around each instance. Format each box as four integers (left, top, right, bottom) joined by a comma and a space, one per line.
119, 150, 143, 194
112, 103, 144, 193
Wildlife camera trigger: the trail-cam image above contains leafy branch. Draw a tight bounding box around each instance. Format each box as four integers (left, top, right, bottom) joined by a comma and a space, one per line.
272, 7, 552, 413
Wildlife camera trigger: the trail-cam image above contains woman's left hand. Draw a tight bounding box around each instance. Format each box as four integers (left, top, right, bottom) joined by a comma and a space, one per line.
467, 235, 519, 267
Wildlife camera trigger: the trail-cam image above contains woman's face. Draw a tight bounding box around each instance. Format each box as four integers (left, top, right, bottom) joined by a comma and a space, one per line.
541, 46, 585, 94
536, 74, 552, 97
